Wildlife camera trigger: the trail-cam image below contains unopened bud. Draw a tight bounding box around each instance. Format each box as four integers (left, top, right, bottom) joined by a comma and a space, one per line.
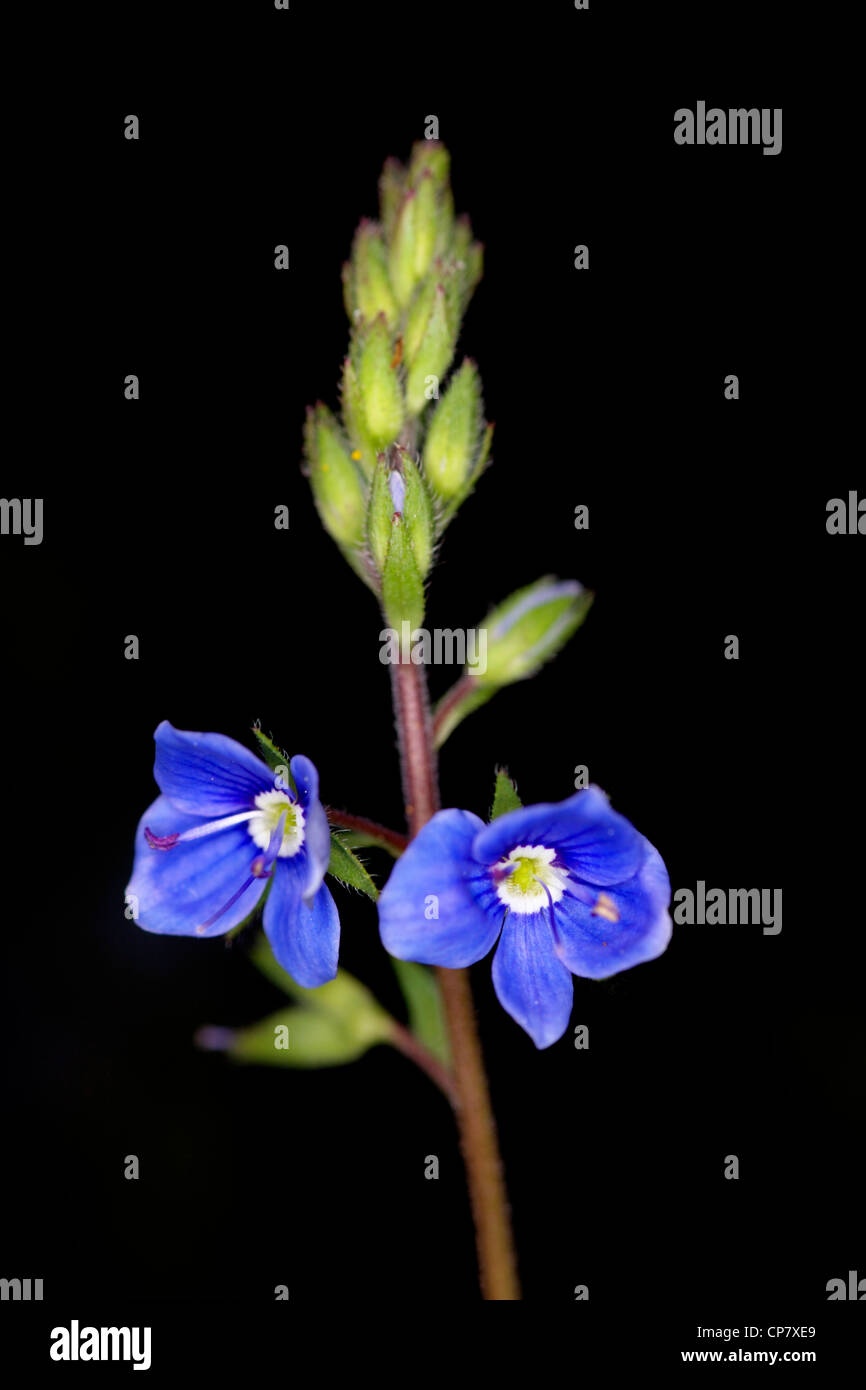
405, 286, 455, 416
340, 355, 377, 480
357, 316, 405, 449
343, 220, 398, 327
422, 359, 483, 502
303, 405, 367, 548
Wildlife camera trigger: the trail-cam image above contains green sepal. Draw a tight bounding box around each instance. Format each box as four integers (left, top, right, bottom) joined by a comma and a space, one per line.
327, 831, 378, 901
400, 453, 435, 578
250, 726, 295, 790
367, 455, 393, 575
381, 513, 425, 631
490, 767, 523, 820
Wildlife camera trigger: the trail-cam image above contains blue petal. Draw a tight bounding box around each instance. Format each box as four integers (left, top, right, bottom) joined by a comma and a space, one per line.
491, 913, 574, 1049
290, 753, 319, 807
553, 839, 672, 979
126, 795, 266, 937
290, 754, 331, 904
153, 721, 273, 816
263, 859, 340, 987
378, 809, 502, 967
472, 786, 644, 886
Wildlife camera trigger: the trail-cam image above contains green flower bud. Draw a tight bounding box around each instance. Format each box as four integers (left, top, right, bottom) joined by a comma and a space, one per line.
405, 278, 438, 365
405, 286, 455, 416
409, 140, 450, 189
478, 578, 593, 687
339, 354, 378, 480
388, 189, 420, 308
343, 220, 398, 327
422, 359, 483, 502
409, 141, 454, 258
303, 404, 367, 548
356, 316, 405, 449
445, 215, 483, 319
412, 171, 439, 280
379, 156, 407, 243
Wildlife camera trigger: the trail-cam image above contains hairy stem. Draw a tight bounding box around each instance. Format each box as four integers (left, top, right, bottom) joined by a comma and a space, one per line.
325, 808, 408, 856
390, 657, 521, 1300
389, 1020, 458, 1106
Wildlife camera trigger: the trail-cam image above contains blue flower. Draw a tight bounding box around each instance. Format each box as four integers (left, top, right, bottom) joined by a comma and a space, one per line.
126, 722, 339, 987
377, 786, 671, 1048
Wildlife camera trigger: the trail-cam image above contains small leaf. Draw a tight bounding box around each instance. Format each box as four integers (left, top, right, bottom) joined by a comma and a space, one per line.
327, 832, 379, 900
490, 767, 523, 820
391, 959, 451, 1068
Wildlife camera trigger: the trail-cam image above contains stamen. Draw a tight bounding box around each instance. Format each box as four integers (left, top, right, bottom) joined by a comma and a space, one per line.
145, 810, 256, 852
195, 874, 258, 935
250, 810, 287, 880
192, 813, 287, 936
250, 806, 287, 878
145, 829, 179, 850
591, 891, 620, 923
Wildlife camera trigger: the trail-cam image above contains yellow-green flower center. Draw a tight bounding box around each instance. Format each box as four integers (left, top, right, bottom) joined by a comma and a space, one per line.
494, 843, 571, 915
249, 790, 306, 858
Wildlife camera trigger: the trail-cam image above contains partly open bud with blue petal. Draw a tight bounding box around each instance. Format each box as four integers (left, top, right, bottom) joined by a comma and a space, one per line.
433, 578, 594, 744
479, 578, 593, 686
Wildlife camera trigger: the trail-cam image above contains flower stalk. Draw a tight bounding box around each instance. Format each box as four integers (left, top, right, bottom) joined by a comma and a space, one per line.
390, 654, 521, 1301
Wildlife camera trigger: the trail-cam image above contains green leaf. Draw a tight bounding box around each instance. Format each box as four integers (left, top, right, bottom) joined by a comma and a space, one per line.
391, 959, 451, 1068
490, 767, 523, 820
327, 832, 379, 900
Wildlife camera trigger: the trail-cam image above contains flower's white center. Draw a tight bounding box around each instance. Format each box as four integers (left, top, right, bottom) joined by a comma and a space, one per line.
248, 790, 306, 858
493, 844, 570, 915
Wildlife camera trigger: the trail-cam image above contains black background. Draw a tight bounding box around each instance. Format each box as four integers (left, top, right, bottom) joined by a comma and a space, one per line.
2, 0, 862, 1370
